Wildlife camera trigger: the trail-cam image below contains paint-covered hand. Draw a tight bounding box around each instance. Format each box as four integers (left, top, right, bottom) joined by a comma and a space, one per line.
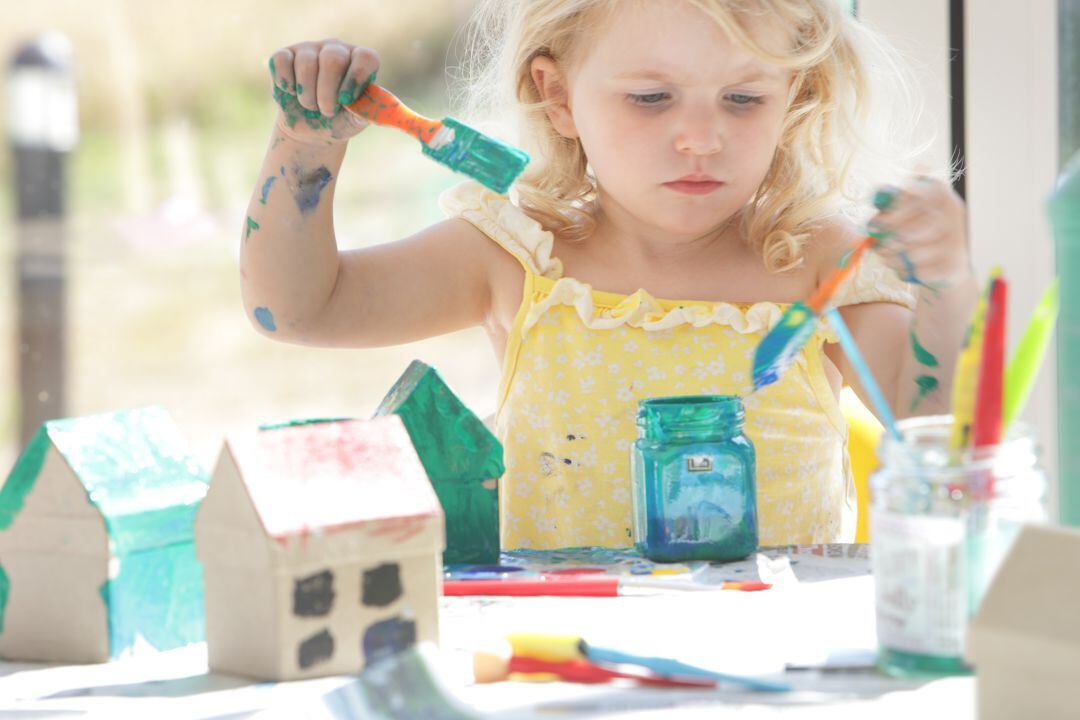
867, 177, 973, 290
269, 40, 379, 144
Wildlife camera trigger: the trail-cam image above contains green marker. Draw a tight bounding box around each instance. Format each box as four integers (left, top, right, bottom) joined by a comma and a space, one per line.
1002, 278, 1059, 430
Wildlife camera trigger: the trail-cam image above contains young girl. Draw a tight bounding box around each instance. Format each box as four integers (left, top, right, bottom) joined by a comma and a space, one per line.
243, 0, 977, 549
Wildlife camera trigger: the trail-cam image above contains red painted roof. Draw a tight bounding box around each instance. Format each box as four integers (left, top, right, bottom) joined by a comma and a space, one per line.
228, 417, 441, 540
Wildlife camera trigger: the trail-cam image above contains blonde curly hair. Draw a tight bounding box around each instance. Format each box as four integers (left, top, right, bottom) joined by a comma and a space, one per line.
456, 0, 925, 273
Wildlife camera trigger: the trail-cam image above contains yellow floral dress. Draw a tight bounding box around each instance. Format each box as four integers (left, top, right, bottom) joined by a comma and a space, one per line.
441, 182, 916, 550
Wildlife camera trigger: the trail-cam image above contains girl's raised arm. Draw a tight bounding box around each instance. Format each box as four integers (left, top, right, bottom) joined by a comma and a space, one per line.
241, 40, 500, 348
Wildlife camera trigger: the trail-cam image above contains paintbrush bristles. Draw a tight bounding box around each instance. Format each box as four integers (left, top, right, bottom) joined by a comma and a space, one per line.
423, 117, 530, 194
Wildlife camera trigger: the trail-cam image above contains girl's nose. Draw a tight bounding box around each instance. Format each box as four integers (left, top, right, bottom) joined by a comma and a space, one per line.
673, 110, 724, 156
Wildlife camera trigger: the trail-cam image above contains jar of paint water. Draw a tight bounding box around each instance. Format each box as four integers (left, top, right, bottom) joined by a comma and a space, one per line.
870, 415, 1046, 677
631, 395, 757, 563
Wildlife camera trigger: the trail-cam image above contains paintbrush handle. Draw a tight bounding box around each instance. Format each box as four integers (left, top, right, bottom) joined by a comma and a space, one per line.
806, 236, 875, 313
346, 83, 443, 145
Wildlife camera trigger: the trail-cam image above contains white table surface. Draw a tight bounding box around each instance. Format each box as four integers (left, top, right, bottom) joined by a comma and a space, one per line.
0, 545, 976, 719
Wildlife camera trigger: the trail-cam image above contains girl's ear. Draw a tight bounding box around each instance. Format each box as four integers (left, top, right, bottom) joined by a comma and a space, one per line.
530, 55, 579, 139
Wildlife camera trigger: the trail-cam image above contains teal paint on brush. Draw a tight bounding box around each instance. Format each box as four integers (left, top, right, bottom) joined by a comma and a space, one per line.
422, 117, 529, 195
346, 84, 529, 194
751, 301, 818, 390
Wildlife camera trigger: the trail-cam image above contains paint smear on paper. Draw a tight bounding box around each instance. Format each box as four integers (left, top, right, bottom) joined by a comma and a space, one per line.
254, 307, 276, 332
292, 166, 333, 214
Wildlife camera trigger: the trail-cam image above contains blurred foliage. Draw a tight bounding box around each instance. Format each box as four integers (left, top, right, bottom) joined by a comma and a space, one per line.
0, 0, 501, 470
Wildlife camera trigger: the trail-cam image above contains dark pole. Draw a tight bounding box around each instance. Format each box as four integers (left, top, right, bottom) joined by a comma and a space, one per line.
8, 34, 77, 446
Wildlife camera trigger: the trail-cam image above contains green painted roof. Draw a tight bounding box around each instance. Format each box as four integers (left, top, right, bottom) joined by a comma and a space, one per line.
375, 361, 504, 482
0, 407, 208, 554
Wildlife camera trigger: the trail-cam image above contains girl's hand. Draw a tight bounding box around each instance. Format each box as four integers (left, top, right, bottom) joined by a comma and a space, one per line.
868, 177, 973, 289
268, 40, 380, 145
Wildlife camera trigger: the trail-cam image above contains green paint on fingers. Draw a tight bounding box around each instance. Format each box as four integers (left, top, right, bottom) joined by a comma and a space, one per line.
245, 216, 260, 239
337, 70, 378, 107
273, 87, 330, 129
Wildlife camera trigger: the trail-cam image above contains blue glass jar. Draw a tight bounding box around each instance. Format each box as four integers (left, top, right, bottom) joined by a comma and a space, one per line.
631, 395, 758, 562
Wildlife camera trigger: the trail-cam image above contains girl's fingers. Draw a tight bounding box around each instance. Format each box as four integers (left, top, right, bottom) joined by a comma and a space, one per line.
338, 47, 381, 107
292, 43, 321, 111
269, 48, 295, 94
316, 43, 352, 116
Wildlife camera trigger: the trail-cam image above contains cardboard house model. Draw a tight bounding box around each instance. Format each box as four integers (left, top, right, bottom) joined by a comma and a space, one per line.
197, 416, 444, 681
375, 360, 503, 565
965, 523, 1080, 720
0, 407, 207, 663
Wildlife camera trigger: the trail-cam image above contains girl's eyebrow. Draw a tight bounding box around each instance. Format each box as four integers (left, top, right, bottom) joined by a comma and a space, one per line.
611, 67, 785, 84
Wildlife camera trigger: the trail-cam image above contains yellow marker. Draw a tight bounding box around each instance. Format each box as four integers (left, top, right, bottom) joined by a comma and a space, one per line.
507, 633, 583, 664
949, 270, 998, 452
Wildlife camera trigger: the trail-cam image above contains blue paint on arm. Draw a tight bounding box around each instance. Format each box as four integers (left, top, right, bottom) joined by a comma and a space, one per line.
254, 307, 277, 332
292, 166, 333, 214
260, 176, 277, 205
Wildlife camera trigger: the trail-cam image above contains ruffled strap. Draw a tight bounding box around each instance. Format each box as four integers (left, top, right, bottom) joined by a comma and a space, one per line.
521, 277, 787, 336
439, 182, 563, 279
832, 249, 917, 310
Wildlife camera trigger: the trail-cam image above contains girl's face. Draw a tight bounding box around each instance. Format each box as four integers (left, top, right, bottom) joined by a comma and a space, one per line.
559, 1, 792, 239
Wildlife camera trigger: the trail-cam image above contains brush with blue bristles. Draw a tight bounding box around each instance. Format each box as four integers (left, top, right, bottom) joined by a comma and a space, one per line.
344, 81, 529, 194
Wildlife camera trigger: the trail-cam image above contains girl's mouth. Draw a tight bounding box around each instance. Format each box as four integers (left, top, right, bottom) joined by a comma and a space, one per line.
663, 179, 725, 195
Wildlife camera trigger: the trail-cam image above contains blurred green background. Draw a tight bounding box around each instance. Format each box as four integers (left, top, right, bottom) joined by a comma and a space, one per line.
0, 0, 499, 472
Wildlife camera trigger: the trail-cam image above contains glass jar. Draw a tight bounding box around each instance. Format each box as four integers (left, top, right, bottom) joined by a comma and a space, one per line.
631, 395, 757, 562
870, 415, 1047, 677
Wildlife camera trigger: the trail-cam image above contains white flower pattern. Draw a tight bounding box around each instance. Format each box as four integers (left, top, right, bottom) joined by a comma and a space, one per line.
441, 181, 917, 550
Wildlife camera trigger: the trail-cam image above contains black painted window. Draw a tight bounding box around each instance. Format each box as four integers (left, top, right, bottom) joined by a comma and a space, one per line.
298, 628, 335, 669
361, 563, 403, 607
293, 569, 335, 617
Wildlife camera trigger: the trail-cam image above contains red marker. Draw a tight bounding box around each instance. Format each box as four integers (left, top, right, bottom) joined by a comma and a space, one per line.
973, 276, 1007, 449
442, 575, 772, 597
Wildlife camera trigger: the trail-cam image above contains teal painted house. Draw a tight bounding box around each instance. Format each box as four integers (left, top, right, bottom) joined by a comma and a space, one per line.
0, 407, 207, 662
375, 361, 504, 565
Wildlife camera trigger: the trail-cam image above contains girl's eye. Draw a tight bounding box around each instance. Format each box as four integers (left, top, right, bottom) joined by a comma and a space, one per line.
727, 93, 764, 106
628, 92, 671, 106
